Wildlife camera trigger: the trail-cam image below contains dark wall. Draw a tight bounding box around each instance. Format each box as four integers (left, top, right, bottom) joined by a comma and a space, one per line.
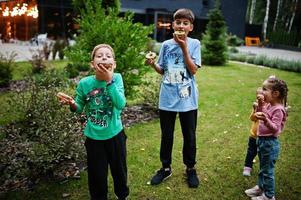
220, 0, 248, 39
37, 0, 75, 38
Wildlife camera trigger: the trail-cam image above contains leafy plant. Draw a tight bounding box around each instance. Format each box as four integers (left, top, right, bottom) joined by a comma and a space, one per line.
202, 0, 228, 66
0, 52, 16, 87
0, 71, 85, 192
65, 0, 153, 98
227, 34, 244, 46
29, 49, 47, 74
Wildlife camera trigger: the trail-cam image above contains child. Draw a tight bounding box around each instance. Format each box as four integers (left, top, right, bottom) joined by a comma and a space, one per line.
243, 87, 265, 176
245, 76, 288, 200
145, 8, 201, 188
57, 44, 129, 200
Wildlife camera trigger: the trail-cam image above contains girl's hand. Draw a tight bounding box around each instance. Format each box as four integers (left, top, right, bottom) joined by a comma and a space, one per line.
257, 94, 265, 105
95, 63, 114, 82
255, 112, 267, 122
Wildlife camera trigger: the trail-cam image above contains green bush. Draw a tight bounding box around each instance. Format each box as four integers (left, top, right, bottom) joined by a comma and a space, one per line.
65, 0, 153, 98
229, 53, 301, 72
228, 47, 239, 53
0, 71, 85, 190
0, 52, 16, 87
138, 74, 160, 107
267, 29, 299, 47
227, 34, 244, 46
202, 1, 228, 66
65, 63, 90, 78
29, 49, 47, 74
253, 55, 266, 66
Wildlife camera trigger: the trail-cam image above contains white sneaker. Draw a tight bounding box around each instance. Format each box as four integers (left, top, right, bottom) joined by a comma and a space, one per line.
245, 185, 263, 197
243, 166, 252, 176
251, 193, 275, 200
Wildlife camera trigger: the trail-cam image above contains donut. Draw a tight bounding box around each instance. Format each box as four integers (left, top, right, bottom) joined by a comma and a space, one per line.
145, 51, 156, 59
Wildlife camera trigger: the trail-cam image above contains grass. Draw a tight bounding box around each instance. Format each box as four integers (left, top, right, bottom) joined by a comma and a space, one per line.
1, 61, 301, 200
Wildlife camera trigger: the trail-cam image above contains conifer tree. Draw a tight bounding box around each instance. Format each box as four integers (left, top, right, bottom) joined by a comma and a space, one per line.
202, 0, 228, 65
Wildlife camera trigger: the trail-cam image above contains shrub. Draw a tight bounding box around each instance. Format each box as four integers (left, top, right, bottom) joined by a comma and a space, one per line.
29, 49, 47, 74
229, 53, 301, 72
227, 34, 244, 46
65, 0, 153, 98
0, 52, 16, 87
228, 47, 238, 53
138, 74, 160, 107
202, 1, 228, 66
253, 55, 266, 66
0, 71, 85, 192
65, 63, 90, 78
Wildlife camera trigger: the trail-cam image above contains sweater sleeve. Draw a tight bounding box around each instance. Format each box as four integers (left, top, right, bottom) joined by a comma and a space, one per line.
249, 108, 257, 121
73, 82, 86, 113
106, 73, 126, 110
264, 109, 285, 133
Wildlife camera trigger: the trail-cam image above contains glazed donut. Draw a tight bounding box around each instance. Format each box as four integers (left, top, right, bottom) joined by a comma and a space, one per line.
145, 51, 157, 59
174, 30, 186, 36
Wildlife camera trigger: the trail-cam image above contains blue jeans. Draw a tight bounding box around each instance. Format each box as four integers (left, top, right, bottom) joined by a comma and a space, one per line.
257, 137, 280, 199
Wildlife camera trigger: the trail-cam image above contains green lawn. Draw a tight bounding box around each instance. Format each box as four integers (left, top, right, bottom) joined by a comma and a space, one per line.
2, 61, 301, 200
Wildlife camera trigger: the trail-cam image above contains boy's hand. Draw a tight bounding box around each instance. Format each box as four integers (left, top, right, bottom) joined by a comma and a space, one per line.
145, 58, 155, 66
173, 32, 187, 48
57, 92, 75, 105
145, 51, 156, 67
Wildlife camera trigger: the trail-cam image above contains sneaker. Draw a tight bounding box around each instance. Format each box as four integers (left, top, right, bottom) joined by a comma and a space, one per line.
186, 168, 199, 188
245, 185, 263, 197
251, 193, 276, 200
243, 166, 252, 176
150, 168, 172, 185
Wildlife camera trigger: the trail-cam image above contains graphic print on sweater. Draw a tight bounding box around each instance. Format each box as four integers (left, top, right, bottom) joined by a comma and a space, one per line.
85, 88, 113, 127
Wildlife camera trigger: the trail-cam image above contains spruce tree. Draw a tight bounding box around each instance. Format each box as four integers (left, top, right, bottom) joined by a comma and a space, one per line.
202, 0, 228, 65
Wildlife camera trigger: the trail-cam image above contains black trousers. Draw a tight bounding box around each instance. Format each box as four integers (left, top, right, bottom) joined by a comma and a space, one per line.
159, 109, 197, 169
85, 130, 129, 200
244, 136, 257, 168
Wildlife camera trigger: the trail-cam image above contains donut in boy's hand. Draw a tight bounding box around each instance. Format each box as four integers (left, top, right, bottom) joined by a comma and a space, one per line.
57, 92, 72, 101
174, 30, 186, 36
145, 51, 156, 59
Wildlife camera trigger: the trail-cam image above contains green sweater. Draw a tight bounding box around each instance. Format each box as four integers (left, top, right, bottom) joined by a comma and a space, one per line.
73, 73, 126, 140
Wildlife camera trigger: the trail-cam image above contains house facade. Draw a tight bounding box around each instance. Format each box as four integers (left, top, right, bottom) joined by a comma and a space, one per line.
0, 0, 247, 42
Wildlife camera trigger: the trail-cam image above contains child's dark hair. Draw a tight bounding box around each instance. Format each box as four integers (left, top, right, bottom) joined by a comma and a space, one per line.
173, 8, 195, 23
267, 76, 288, 107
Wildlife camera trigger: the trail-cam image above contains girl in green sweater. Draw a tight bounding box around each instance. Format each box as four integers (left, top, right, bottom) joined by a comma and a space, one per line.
58, 44, 129, 200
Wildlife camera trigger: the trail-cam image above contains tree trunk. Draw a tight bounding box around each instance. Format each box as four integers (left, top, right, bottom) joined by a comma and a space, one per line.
249, 0, 257, 24
288, 0, 298, 33
273, 0, 282, 31
262, 0, 270, 40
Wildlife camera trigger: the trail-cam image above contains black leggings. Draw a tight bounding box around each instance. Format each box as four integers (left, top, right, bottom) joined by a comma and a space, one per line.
159, 109, 197, 168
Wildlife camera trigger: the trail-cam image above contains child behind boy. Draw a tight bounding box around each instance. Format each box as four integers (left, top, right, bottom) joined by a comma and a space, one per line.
245, 76, 288, 200
243, 87, 265, 176
58, 44, 129, 200
145, 8, 201, 188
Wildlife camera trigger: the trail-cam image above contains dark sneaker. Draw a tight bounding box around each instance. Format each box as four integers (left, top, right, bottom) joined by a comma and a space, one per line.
186, 168, 199, 188
150, 168, 172, 185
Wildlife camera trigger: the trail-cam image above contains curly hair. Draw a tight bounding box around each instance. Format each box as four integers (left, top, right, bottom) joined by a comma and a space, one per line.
266, 76, 289, 107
